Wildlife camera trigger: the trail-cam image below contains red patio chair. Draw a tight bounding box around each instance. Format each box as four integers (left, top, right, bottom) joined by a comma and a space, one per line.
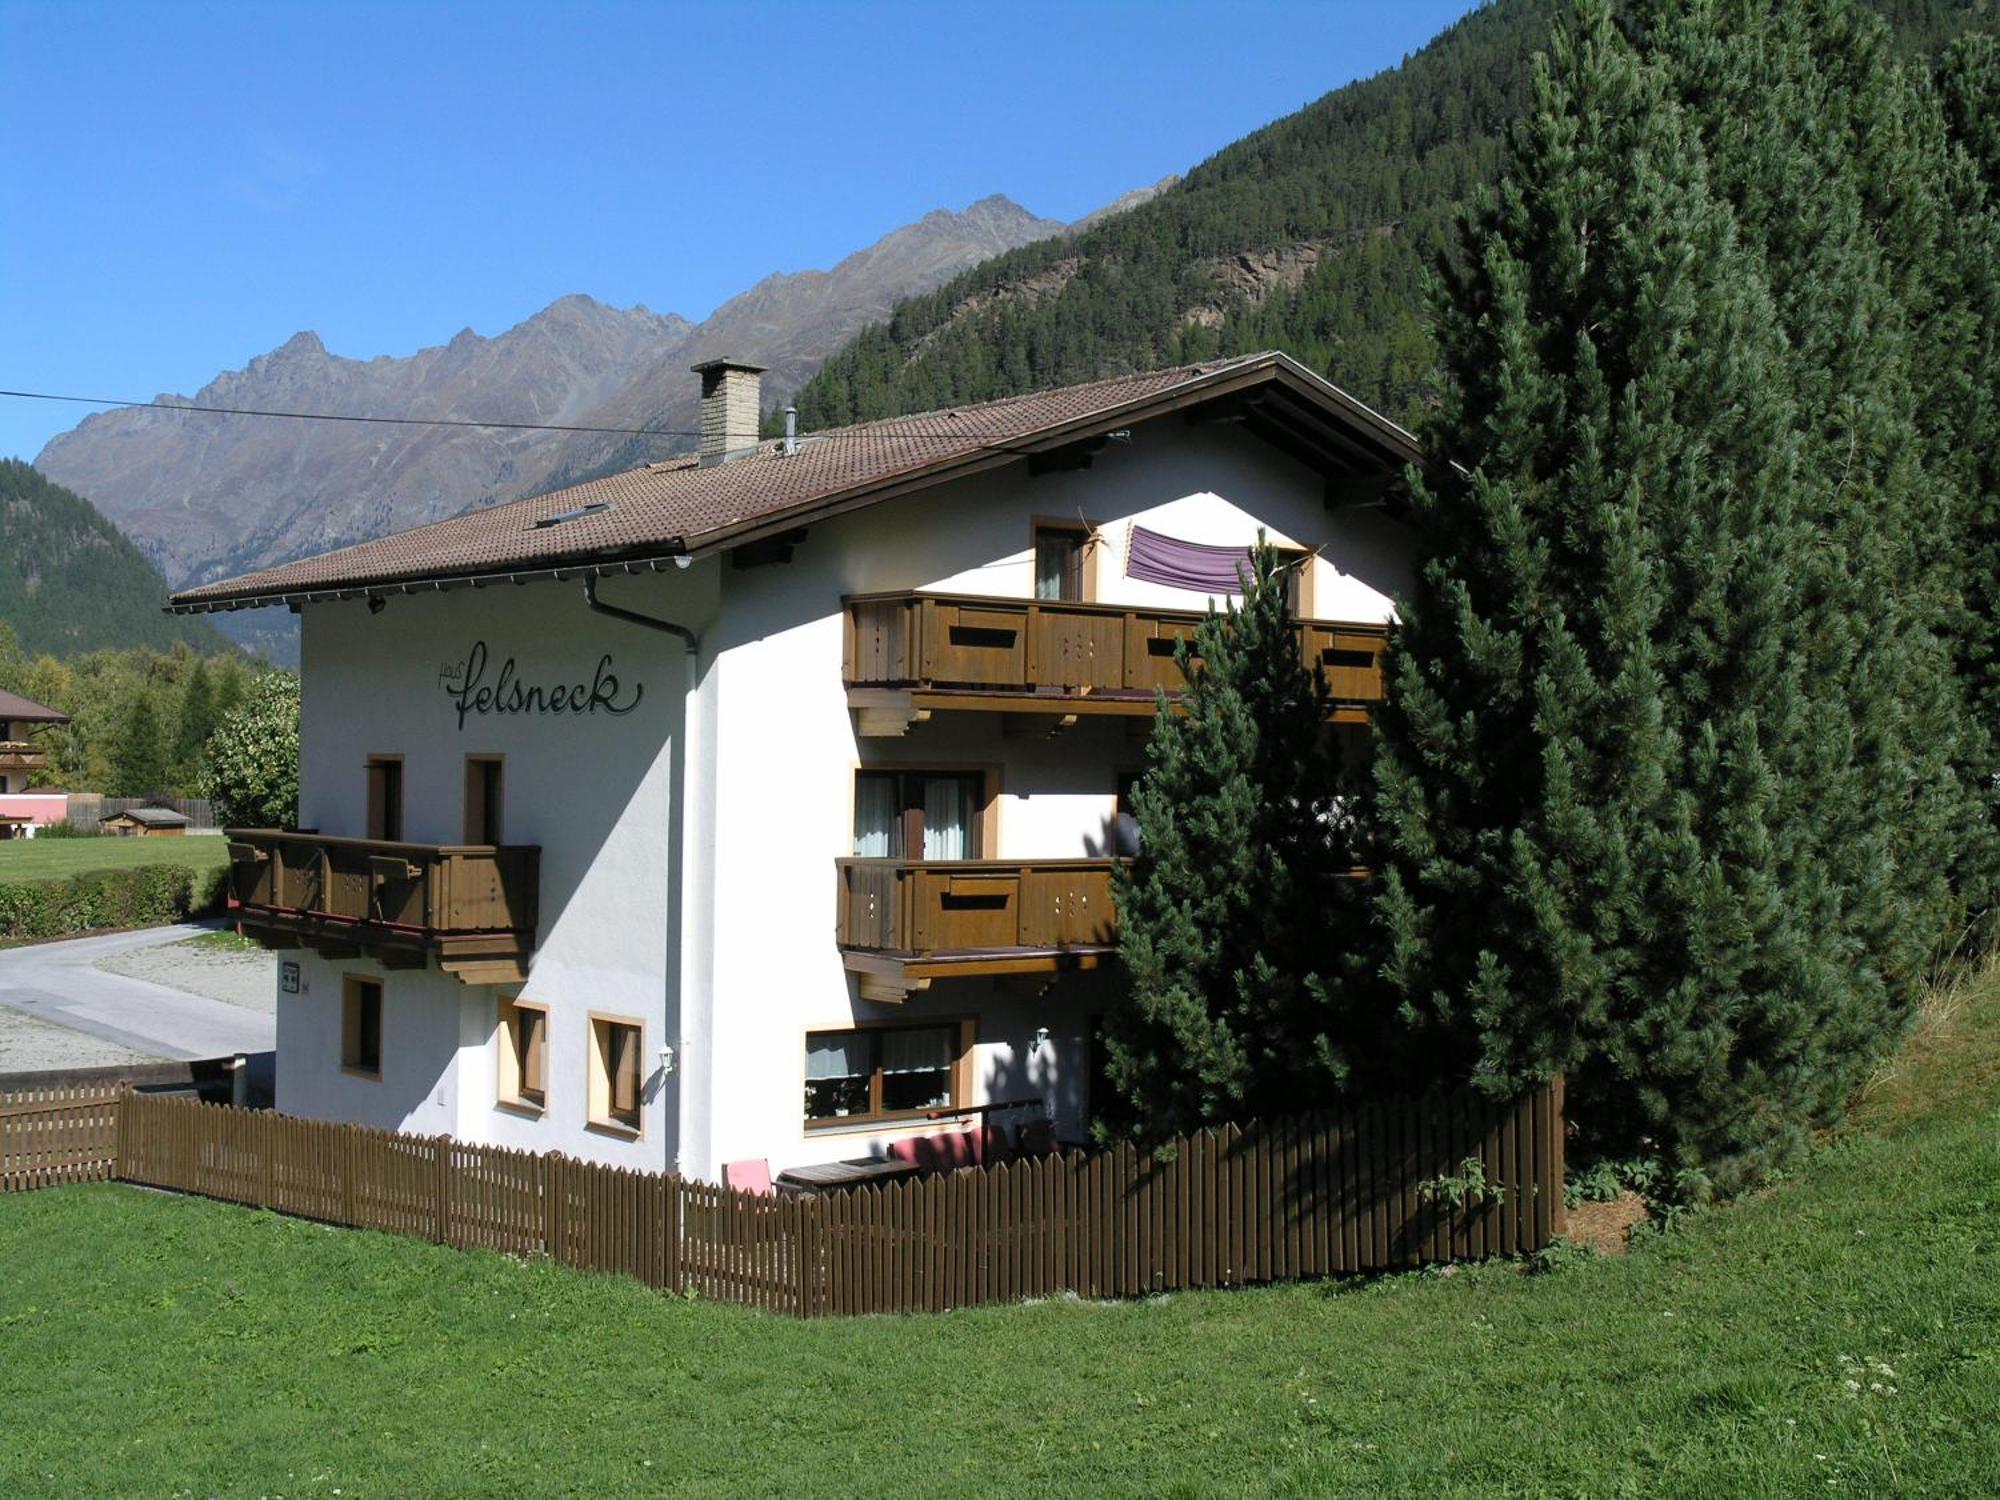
723, 1158, 774, 1196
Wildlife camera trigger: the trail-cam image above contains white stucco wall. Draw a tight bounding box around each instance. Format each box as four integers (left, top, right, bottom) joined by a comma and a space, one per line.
272, 411, 1414, 1182
287, 569, 714, 1168
693, 417, 1412, 1179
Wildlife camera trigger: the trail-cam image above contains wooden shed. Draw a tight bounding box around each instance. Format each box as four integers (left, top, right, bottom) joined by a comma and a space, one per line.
102, 807, 192, 837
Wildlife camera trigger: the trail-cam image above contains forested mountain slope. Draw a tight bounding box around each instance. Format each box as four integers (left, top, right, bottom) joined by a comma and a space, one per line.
0, 461, 232, 657
792, 0, 1989, 430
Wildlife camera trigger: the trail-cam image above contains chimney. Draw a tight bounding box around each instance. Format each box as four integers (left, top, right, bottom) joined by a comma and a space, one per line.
691, 357, 765, 464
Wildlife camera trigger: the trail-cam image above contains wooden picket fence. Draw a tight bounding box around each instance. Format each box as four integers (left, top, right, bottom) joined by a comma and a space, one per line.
0, 1086, 123, 1191
0, 1080, 1564, 1317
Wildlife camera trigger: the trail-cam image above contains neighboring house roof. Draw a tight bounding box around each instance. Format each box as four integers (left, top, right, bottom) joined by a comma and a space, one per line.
168, 351, 1422, 613
0, 689, 70, 724
106, 807, 191, 826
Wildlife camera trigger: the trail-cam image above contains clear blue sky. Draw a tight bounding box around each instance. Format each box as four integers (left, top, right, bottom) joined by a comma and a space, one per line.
0, 0, 1480, 463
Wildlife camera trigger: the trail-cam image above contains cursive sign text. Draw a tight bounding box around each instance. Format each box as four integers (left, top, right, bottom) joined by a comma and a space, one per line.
441, 640, 643, 731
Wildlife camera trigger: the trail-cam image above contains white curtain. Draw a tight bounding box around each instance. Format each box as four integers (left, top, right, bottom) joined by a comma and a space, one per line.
1035, 535, 1069, 600
853, 775, 899, 857
806, 1032, 870, 1082
922, 776, 971, 860
880, 1026, 952, 1075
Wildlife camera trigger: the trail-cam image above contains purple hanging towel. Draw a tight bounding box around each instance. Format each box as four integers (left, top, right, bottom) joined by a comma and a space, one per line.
1124, 524, 1257, 593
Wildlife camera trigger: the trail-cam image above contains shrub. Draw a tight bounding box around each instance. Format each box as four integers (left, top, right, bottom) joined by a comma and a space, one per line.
202, 673, 298, 829
0, 863, 228, 942
30, 821, 101, 840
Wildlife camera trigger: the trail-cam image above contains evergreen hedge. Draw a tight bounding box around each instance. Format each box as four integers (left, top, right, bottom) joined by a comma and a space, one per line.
0, 863, 228, 942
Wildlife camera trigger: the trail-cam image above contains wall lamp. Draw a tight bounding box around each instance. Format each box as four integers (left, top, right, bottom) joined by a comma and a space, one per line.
367, 595, 386, 615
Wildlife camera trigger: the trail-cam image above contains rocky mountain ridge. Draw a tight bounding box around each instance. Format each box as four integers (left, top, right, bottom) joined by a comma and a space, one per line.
36, 194, 1069, 591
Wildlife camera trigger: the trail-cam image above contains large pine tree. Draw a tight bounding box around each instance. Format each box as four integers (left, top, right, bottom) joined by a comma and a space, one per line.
1099, 544, 1368, 1144
1367, 0, 1851, 1193
1933, 30, 2000, 876
1644, 0, 1995, 933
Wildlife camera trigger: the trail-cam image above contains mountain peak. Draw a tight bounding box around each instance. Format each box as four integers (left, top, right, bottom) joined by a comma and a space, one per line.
34, 188, 1059, 594
964, 192, 1034, 218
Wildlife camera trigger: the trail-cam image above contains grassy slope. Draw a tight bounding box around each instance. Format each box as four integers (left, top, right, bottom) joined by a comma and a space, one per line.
0, 970, 1995, 1497
0, 837, 228, 884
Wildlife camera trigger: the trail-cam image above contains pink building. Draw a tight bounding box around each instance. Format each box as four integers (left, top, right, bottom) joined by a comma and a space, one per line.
0, 688, 70, 836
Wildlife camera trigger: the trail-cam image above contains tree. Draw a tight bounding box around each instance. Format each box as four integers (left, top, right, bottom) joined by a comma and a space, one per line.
1097, 542, 1368, 1144
1367, 1, 1846, 1194
107, 693, 168, 797
1644, 0, 1994, 929
202, 673, 299, 829
173, 660, 217, 780
1933, 30, 2000, 875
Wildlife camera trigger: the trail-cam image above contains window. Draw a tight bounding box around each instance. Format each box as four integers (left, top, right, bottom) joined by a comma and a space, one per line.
366, 756, 404, 842
463, 755, 504, 844
588, 1015, 644, 1134
496, 996, 547, 1111
1275, 548, 1311, 616
1033, 524, 1090, 602
342, 976, 382, 1077
853, 770, 985, 860
804, 1024, 962, 1126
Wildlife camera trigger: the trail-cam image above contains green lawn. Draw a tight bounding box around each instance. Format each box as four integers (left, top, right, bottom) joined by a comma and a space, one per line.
0, 834, 229, 884
2, 971, 1996, 1497
182, 926, 262, 953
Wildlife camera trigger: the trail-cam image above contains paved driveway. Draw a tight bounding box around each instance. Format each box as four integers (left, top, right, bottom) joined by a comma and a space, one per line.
0, 924, 275, 1063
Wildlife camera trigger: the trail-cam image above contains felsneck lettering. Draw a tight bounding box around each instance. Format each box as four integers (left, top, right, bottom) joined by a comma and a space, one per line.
445, 640, 643, 729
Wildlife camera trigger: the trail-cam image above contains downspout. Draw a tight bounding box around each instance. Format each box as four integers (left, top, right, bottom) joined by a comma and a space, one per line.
582, 570, 705, 1177
583, 574, 698, 653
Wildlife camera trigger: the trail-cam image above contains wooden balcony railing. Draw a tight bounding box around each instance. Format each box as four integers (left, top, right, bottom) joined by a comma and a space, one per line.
224, 829, 540, 985
0, 741, 49, 775
843, 592, 1388, 724
837, 857, 1123, 998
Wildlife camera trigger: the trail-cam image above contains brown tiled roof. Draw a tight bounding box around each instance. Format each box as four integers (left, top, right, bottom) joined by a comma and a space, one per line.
0, 689, 69, 724
170, 352, 1420, 610
105, 806, 191, 826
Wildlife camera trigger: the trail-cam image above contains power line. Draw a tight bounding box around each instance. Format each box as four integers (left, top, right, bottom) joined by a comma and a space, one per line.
0, 386, 705, 438
0, 385, 1082, 452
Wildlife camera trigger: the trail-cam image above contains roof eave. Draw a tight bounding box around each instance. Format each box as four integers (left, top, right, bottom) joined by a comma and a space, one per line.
166, 538, 695, 614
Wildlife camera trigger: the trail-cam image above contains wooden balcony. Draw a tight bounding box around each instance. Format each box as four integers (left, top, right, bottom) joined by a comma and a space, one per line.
837, 857, 1123, 1000
0, 741, 49, 776
224, 829, 540, 985
844, 591, 1388, 734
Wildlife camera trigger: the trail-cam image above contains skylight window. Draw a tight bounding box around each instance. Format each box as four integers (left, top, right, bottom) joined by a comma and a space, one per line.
534, 501, 612, 529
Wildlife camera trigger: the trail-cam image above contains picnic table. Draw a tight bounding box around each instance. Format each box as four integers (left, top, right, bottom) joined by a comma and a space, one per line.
776, 1157, 924, 1192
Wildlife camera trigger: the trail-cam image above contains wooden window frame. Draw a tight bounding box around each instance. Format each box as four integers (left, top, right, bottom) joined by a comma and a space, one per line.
1031, 517, 1097, 603
495, 994, 548, 1115
463, 753, 505, 845
365, 754, 405, 843
341, 974, 383, 1080
852, 764, 1001, 860
803, 1017, 977, 1132
1272, 546, 1315, 618
586, 1011, 646, 1139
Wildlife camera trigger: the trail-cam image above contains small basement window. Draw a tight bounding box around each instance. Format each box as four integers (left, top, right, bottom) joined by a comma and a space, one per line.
804, 1023, 963, 1127
497, 996, 547, 1112
342, 976, 383, 1078
588, 1015, 644, 1134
